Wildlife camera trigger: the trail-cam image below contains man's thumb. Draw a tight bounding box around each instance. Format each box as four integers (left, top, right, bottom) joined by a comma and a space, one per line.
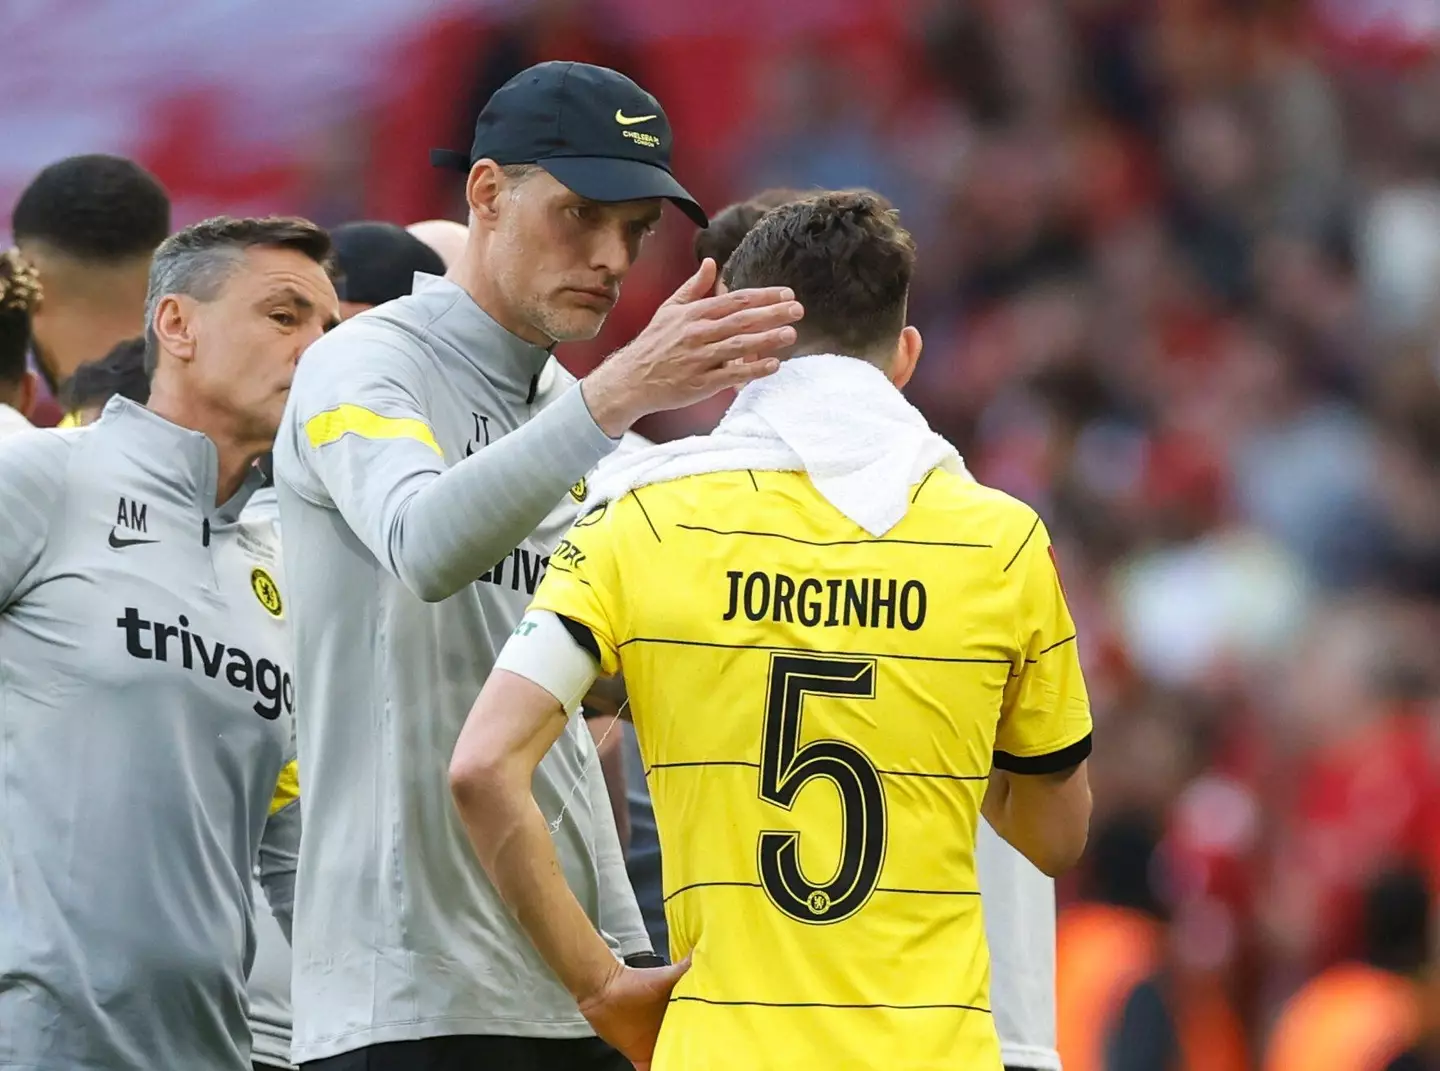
668, 259, 717, 305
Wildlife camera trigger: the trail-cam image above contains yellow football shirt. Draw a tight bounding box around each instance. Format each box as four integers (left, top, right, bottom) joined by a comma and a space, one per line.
529, 467, 1093, 1070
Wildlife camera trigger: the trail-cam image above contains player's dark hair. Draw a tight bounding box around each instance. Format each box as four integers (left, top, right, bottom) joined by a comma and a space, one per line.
12, 154, 171, 261
693, 188, 804, 270
61, 336, 150, 412
722, 190, 915, 363
144, 216, 335, 376
0, 249, 41, 386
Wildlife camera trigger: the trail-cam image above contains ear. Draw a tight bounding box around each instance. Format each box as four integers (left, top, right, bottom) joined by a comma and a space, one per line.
889, 325, 922, 389
152, 294, 198, 366
465, 159, 506, 228
16, 368, 38, 419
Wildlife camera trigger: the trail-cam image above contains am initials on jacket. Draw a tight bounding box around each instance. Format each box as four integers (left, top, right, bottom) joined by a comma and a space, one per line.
116, 496, 147, 533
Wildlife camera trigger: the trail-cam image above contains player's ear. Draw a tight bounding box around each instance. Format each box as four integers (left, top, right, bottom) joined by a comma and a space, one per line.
466, 159, 505, 229
152, 294, 199, 366
889, 326, 922, 390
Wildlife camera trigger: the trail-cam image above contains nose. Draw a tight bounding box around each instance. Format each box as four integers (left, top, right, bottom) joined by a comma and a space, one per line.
591, 222, 635, 280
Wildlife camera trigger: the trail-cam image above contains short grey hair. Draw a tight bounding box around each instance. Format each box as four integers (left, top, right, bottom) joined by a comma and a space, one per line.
143, 215, 333, 377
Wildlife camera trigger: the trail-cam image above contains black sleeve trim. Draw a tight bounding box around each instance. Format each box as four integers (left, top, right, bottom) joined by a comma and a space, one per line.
994, 732, 1092, 775
557, 614, 602, 663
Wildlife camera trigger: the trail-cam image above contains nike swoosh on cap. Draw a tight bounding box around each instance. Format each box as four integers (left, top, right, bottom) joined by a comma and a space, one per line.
614, 110, 657, 126
109, 529, 158, 549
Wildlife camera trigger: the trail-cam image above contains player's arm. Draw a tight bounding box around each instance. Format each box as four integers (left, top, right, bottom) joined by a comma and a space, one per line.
257, 758, 300, 942
0, 430, 70, 610
448, 617, 682, 1061
989, 518, 1094, 877
276, 329, 617, 602
981, 765, 1090, 878
450, 652, 612, 993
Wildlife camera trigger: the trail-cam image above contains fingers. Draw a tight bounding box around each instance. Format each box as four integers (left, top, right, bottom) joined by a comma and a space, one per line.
666, 258, 718, 305
691, 301, 804, 345
713, 357, 781, 390
686, 285, 797, 319
709, 324, 797, 364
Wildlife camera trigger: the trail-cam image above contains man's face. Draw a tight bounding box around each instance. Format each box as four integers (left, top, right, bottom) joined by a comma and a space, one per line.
488, 170, 662, 343
188, 246, 339, 440
21, 246, 150, 390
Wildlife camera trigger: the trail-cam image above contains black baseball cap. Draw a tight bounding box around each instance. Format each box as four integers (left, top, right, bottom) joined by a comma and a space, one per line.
431, 61, 708, 228
331, 222, 446, 306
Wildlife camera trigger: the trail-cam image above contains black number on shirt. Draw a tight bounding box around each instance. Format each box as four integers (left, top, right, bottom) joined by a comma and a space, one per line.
758, 654, 886, 924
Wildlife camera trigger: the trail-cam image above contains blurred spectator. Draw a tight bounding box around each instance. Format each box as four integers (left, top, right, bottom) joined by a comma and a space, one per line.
407, 219, 467, 270
11, 154, 169, 394
0, 248, 41, 439
329, 221, 444, 320
1264, 864, 1430, 1071
58, 336, 148, 427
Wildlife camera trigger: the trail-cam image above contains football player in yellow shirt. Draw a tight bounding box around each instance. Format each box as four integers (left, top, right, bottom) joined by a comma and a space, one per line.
449, 191, 1094, 1071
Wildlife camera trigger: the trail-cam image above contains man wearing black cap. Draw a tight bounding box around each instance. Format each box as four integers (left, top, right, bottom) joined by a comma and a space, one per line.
330, 221, 447, 321
272, 61, 802, 1071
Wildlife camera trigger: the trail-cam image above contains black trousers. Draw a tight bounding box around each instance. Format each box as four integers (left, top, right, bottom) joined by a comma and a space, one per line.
302, 1035, 630, 1071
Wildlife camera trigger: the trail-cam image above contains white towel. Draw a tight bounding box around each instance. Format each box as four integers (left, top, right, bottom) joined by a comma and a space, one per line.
588, 354, 970, 537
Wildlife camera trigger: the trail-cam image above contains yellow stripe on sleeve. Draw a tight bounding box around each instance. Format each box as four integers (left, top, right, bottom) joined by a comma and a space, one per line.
303, 404, 442, 457
269, 759, 300, 815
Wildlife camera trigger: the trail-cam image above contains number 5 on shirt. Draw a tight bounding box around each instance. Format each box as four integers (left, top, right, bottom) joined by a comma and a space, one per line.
758, 654, 885, 925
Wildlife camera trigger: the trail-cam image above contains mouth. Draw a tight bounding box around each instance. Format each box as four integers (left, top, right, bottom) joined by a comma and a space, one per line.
565, 287, 617, 309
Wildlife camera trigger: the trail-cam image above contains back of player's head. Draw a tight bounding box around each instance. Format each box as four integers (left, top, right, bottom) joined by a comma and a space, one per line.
693, 188, 804, 270
12, 154, 171, 262
0, 249, 41, 386
331, 221, 445, 310
144, 216, 335, 376
62, 336, 149, 415
722, 190, 915, 365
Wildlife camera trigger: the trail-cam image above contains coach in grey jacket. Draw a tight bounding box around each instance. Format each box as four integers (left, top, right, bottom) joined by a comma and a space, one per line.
272, 61, 802, 1071
0, 216, 338, 1071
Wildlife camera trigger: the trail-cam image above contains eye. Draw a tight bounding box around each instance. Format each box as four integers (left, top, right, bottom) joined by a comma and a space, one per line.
629, 219, 657, 240
568, 204, 601, 224
270, 310, 297, 327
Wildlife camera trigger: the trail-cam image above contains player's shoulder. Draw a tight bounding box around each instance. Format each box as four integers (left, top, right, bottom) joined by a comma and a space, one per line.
0, 423, 85, 479
906, 468, 1043, 547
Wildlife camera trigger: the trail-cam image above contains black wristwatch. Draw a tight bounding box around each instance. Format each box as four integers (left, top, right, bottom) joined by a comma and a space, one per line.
624, 951, 666, 969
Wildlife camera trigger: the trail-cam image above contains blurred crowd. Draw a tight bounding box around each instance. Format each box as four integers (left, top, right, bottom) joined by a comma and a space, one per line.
9, 0, 1440, 1067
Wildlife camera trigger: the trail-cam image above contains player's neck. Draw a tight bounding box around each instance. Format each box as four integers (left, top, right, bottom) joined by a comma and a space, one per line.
145, 383, 267, 505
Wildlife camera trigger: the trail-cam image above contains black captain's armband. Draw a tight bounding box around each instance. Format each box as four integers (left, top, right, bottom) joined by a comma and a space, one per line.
722, 570, 927, 631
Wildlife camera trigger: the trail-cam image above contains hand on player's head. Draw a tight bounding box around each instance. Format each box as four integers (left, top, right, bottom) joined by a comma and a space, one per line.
580, 258, 803, 437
